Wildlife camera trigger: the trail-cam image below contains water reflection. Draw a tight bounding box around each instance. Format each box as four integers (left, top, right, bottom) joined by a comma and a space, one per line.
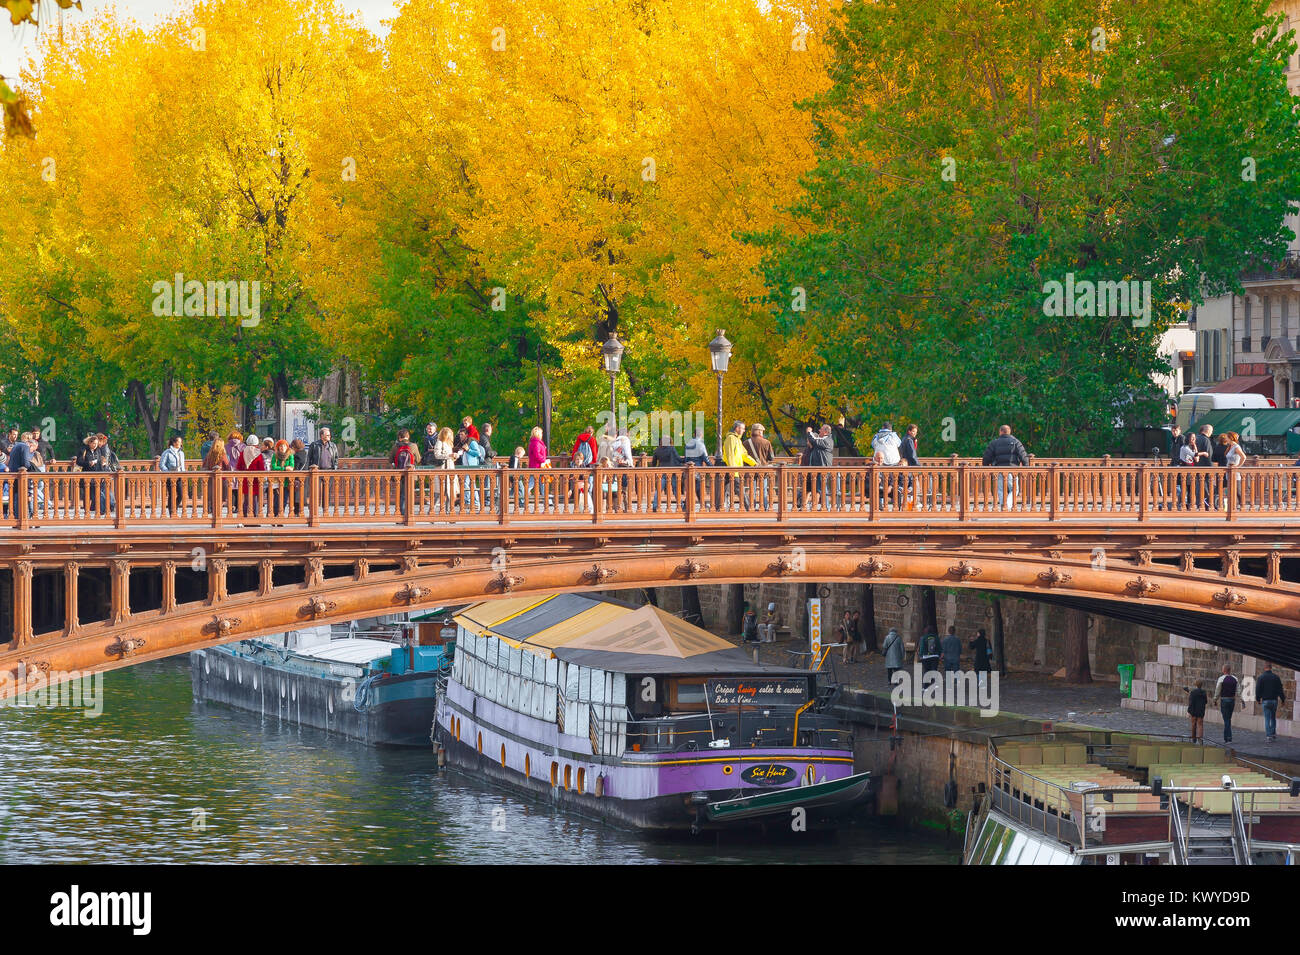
0, 659, 958, 864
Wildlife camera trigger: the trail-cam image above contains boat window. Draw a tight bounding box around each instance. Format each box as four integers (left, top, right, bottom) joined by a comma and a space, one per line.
564, 765, 572, 791
525, 754, 531, 777
577, 768, 586, 795
550, 762, 558, 786
677, 682, 705, 704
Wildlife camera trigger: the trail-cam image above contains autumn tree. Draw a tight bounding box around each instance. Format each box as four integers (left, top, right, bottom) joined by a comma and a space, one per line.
760, 0, 1300, 457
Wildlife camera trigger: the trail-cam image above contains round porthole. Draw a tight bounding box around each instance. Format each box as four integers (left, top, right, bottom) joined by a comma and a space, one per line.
722, 765, 734, 776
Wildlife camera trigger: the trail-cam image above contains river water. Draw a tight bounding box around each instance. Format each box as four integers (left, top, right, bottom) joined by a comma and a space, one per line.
0, 658, 958, 864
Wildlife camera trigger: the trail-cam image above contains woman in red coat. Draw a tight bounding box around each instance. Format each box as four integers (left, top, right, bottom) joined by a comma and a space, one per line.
235, 432, 268, 517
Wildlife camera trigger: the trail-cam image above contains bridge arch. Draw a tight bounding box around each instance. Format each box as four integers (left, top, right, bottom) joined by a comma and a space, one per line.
4, 539, 1298, 696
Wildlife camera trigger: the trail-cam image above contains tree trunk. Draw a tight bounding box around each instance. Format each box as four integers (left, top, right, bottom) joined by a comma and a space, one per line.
991, 597, 1006, 675
126, 373, 172, 457
917, 585, 938, 636
1064, 608, 1092, 683
860, 584, 877, 651
680, 585, 703, 627
727, 583, 745, 635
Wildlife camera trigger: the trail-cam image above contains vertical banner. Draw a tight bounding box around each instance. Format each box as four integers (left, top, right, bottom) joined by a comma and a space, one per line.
540, 373, 553, 450
807, 597, 822, 668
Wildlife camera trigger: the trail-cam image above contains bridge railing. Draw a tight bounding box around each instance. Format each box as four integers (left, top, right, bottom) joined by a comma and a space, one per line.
1, 463, 1298, 528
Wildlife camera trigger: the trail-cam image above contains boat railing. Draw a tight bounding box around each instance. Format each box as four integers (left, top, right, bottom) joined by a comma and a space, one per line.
1230, 793, 1254, 865
1168, 780, 1189, 865
625, 709, 848, 753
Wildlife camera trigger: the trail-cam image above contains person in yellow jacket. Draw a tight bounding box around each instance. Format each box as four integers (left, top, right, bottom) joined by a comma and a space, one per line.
721, 421, 757, 509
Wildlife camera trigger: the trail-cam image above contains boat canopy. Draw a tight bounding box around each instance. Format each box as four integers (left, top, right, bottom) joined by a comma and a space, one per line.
454, 594, 805, 676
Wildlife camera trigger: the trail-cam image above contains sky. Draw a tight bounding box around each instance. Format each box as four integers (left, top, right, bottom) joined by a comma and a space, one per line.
1, 0, 399, 79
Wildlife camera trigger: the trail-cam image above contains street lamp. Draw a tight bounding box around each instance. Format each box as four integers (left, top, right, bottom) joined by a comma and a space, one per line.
601, 332, 625, 431
708, 328, 732, 458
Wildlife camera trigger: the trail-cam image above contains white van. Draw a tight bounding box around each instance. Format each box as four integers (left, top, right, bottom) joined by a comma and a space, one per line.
1176, 392, 1274, 431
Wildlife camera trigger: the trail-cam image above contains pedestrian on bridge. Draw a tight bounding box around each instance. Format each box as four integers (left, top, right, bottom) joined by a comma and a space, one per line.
158, 434, 186, 517
805, 423, 835, 509
982, 425, 1028, 509
722, 421, 757, 510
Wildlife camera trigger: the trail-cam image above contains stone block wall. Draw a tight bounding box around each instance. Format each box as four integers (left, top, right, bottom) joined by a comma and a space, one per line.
616, 583, 1165, 678
1123, 633, 1299, 739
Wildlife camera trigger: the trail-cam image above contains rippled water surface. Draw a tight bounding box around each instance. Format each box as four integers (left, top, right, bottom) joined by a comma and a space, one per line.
0, 659, 959, 864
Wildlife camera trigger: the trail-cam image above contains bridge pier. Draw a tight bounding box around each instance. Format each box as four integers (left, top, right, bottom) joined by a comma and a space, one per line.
63, 562, 78, 636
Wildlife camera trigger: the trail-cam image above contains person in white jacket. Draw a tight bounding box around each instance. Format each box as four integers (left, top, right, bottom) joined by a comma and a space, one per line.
870, 422, 902, 465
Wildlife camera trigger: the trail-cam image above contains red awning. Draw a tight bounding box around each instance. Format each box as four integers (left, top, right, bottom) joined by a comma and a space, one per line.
1204, 375, 1275, 397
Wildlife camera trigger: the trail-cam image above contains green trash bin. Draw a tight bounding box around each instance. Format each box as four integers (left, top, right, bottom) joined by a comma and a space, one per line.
1117, 664, 1136, 698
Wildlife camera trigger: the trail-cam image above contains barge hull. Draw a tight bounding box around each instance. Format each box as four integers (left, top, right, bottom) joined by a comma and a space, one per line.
191, 646, 438, 748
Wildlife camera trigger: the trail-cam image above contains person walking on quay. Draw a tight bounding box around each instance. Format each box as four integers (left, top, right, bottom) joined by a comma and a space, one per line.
852, 609, 871, 654
159, 434, 186, 517
1256, 663, 1286, 742
1185, 679, 1208, 743
651, 434, 681, 511
970, 627, 992, 692
918, 628, 941, 675
0, 426, 17, 457
982, 424, 1028, 509
883, 627, 904, 684
941, 625, 962, 674
1214, 663, 1239, 744
839, 610, 856, 664
742, 605, 759, 644
804, 423, 835, 509
722, 420, 757, 510
200, 430, 218, 461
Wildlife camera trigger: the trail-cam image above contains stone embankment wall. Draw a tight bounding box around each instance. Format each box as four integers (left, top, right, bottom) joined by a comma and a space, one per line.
622, 582, 1164, 678
1124, 634, 1298, 738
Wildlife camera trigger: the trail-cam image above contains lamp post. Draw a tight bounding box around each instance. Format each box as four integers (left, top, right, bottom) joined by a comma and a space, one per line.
708, 328, 732, 459
601, 332, 625, 433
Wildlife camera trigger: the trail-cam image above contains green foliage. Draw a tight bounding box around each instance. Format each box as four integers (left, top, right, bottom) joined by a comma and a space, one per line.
760, 0, 1300, 457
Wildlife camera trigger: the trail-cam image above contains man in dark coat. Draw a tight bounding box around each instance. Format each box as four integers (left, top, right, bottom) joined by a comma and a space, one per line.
1256, 663, 1286, 742
900, 424, 920, 467
804, 424, 835, 507
982, 425, 1028, 508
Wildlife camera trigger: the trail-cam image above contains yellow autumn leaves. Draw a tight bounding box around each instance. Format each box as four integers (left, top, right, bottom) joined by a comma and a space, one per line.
2, 0, 849, 440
